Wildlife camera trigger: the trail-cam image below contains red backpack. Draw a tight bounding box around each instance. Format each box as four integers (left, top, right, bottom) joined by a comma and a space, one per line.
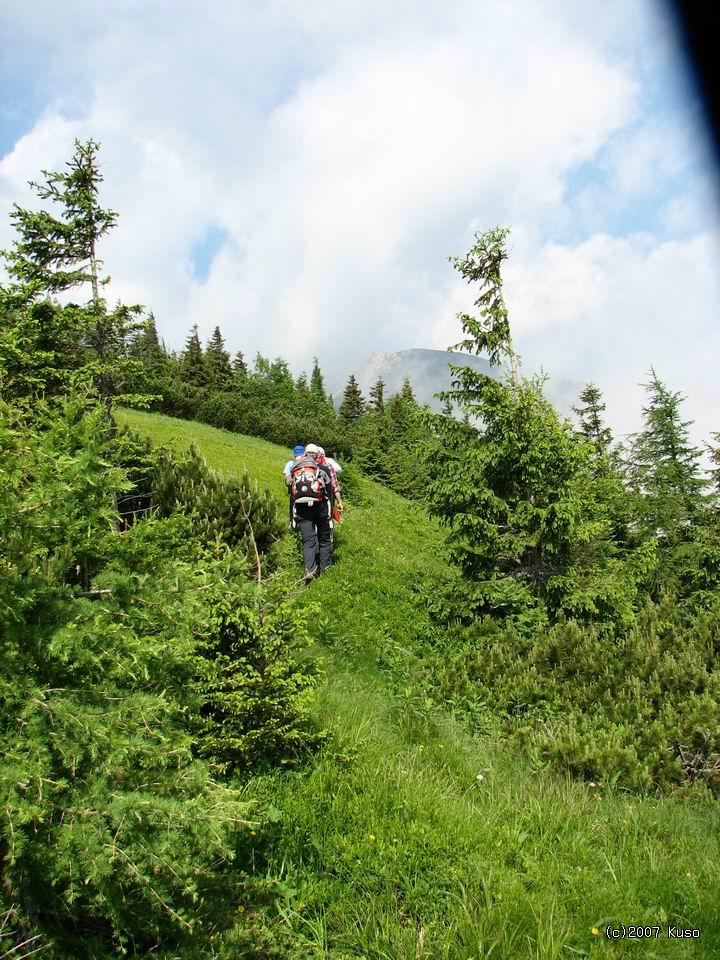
289, 456, 329, 506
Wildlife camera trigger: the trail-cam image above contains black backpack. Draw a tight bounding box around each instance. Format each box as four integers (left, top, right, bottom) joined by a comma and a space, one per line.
289, 456, 329, 506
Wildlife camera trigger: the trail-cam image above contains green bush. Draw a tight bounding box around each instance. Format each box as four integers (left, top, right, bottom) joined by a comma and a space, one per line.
0, 393, 322, 956
151, 443, 283, 575
183, 555, 326, 773
419, 598, 720, 792
0, 396, 247, 955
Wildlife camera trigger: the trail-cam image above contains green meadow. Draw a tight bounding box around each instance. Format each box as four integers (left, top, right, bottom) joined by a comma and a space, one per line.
119, 408, 720, 959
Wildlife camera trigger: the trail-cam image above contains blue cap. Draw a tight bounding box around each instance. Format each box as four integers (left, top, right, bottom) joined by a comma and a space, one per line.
293, 444, 305, 457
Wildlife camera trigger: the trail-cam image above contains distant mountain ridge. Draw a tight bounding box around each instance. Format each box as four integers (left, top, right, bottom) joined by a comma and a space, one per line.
332, 348, 582, 415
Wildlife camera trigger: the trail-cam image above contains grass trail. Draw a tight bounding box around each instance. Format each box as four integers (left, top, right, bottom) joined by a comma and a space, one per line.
119, 409, 720, 959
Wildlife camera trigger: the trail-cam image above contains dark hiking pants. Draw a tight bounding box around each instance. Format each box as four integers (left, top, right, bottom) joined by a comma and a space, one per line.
294, 502, 332, 578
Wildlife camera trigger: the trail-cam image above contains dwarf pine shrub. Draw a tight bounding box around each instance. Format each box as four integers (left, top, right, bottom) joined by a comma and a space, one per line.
151, 443, 283, 576
421, 598, 720, 792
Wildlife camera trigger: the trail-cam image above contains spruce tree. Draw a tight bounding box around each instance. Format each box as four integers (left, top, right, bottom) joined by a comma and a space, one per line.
296, 371, 310, 396
1, 140, 148, 404
449, 224, 519, 381
204, 325, 232, 388
338, 374, 365, 421
3, 139, 116, 300
310, 357, 327, 401
233, 350, 247, 376
427, 227, 639, 626
129, 312, 166, 374
180, 324, 207, 386
269, 358, 295, 404
369, 378, 385, 414
381, 385, 428, 498
399, 376, 417, 406
572, 382, 613, 455
628, 369, 706, 542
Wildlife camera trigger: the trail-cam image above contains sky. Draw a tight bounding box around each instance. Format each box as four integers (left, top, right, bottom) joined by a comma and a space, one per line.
1, 0, 719, 448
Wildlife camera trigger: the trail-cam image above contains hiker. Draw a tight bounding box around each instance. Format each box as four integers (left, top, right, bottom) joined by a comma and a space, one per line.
316, 446, 344, 514
287, 443, 333, 581
284, 444, 305, 526
318, 447, 342, 477
284, 444, 306, 482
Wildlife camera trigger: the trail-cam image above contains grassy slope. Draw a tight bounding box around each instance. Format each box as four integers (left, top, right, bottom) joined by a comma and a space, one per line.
120, 408, 720, 960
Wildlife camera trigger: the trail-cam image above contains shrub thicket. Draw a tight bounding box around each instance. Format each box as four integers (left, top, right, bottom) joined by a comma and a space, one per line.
419, 598, 720, 791
0, 392, 322, 956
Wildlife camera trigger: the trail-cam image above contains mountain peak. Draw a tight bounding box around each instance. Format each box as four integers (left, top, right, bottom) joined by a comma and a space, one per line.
332, 347, 581, 414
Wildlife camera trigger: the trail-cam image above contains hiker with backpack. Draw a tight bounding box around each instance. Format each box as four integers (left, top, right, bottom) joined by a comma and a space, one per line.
286, 443, 333, 582
284, 444, 306, 525
283, 444, 306, 480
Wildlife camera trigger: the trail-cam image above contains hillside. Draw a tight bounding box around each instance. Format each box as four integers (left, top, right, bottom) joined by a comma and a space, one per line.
118, 409, 720, 958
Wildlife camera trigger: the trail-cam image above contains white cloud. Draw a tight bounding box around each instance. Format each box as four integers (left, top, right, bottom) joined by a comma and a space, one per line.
504, 229, 720, 445
1, 0, 718, 442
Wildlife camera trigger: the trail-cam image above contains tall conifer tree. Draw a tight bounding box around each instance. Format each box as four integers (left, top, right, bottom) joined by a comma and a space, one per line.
628, 369, 706, 542
450, 225, 519, 382
129, 312, 166, 373
399, 376, 417, 406
310, 357, 327, 401
369, 378, 385, 414
204, 325, 232, 388
1, 139, 147, 403
573, 383, 613, 455
338, 374, 365, 421
181, 324, 207, 386
3, 139, 116, 301
427, 227, 637, 625
296, 371, 310, 396
233, 350, 248, 380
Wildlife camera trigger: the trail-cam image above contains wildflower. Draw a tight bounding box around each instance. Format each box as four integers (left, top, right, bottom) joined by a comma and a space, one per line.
250, 830, 257, 836
588, 782, 597, 788
237, 905, 245, 914
476, 774, 485, 783
686, 871, 692, 878
368, 834, 376, 841
591, 927, 600, 937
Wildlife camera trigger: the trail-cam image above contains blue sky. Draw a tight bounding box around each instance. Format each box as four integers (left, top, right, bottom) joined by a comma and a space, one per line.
1, 0, 719, 446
